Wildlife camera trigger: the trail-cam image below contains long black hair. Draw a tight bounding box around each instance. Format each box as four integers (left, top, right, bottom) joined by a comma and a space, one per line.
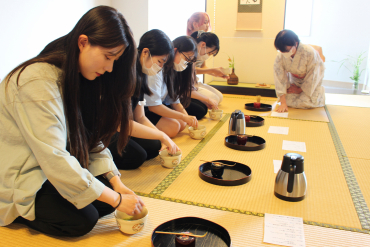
5, 6, 136, 168
190, 31, 220, 56
136, 29, 174, 97
274, 29, 300, 52
169, 36, 198, 108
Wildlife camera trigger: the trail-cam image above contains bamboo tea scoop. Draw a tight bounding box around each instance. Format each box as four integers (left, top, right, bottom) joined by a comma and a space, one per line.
200, 160, 236, 166
155, 231, 208, 238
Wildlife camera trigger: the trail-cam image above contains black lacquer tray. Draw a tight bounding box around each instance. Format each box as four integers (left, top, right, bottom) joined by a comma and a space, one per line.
245, 103, 272, 112
199, 160, 252, 186
151, 217, 231, 247
225, 135, 266, 151
245, 115, 264, 127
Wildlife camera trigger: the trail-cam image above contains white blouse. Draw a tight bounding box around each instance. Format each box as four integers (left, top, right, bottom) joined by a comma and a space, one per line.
144, 70, 180, 106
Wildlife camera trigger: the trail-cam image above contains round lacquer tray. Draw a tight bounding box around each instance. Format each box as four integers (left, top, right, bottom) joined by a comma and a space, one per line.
151, 217, 231, 247
245, 115, 264, 127
245, 103, 272, 112
199, 160, 252, 186
225, 135, 266, 151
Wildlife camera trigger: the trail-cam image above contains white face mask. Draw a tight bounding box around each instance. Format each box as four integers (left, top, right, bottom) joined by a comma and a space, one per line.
142, 53, 162, 76
198, 46, 210, 61
282, 46, 297, 59
173, 55, 188, 72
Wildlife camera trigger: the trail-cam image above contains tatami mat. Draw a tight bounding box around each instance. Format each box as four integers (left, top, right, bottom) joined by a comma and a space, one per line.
350, 158, 370, 213
161, 117, 362, 229
326, 105, 370, 160
221, 95, 329, 122
119, 117, 221, 194
2, 196, 370, 247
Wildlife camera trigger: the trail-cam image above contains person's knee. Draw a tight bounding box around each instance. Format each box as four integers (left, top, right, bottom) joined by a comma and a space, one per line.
194, 109, 207, 120
178, 120, 188, 132
68, 209, 99, 237
164, 121, 181, 138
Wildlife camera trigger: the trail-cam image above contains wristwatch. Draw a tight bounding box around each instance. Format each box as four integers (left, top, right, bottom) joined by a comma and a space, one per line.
103, 169, 121, 182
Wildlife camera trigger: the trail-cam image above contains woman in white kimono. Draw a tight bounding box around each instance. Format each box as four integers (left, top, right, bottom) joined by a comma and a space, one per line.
273, 30, 325, 112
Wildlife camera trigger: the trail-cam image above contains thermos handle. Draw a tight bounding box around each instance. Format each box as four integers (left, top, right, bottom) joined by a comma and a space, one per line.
287, 165, 296, 193
232, 115, 237, 132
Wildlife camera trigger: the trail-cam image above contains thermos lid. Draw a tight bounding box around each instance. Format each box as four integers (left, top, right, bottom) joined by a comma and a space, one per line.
281, 153, 304, 174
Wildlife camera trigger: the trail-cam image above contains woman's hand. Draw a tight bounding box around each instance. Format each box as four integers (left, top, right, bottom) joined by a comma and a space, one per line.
205, 98, 218, 110
276, 103, 288, 113
287, 84, 303, 94
116, 193, 144, 216
110, 177, 145, 215
160, 132, 181, 155
210, 67, 230, 79
181, 114, 198, 128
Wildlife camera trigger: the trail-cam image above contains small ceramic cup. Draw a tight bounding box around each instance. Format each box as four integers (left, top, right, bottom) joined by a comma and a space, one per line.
209, 109, 223, 120
237, 134, 248, 145
211, 162, 225, 179
253, 102, 261, 109
115, 207, 149, 235
188, 125, 207, 140
245, 115, 251, 122
159, 150, 182, 168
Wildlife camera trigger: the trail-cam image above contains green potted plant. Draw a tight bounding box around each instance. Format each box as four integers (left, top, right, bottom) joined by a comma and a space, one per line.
337, 51, 367, 90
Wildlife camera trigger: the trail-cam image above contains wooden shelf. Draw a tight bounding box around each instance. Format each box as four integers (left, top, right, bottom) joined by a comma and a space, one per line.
208, 81, 276, 97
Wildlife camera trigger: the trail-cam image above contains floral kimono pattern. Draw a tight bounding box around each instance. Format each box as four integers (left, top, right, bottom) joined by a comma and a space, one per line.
273, 43, 325, 109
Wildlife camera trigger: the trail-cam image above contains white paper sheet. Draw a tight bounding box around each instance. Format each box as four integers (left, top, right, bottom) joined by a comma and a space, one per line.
271, 111, 289, 118
268, 126, 289, 135
273, 160, 282, 173
264, 213, 306, 247
282, 140, 306, 152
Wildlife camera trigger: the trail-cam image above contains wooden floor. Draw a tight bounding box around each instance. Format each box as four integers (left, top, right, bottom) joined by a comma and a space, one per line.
1, 93, 370, 246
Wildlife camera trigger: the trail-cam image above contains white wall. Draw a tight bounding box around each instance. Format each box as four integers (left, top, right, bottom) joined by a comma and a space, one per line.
298, 0, 369, 83
205, 0, 286, 84
111, 0, 148, 46
0, 0, 111, 80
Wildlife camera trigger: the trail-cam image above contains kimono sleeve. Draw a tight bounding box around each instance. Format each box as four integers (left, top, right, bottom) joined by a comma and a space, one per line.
300, 48, 325, 97
273, 53, 290, 98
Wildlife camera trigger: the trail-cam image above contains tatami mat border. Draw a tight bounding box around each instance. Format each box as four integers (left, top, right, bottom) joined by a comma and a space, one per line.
139, 106, 370, 233
150, 113, 230, 195
264, 116, 327, 123
223, 95, 277, 101
325, 105, 370, 230
136, 192, 370, 234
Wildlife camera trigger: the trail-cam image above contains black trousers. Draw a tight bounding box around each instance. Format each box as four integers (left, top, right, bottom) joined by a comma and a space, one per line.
109, 135, 161, 170
14, 176, 113, 237
185, 98, 208, 120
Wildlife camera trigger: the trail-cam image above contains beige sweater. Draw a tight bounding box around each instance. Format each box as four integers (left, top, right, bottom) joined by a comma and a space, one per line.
0, 63, 117, 226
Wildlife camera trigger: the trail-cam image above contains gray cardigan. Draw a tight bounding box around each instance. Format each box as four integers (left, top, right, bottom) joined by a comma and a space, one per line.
0, 63, 117, 226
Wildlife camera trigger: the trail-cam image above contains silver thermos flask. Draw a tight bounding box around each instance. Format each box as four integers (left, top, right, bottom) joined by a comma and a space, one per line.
274, 153, 307, 202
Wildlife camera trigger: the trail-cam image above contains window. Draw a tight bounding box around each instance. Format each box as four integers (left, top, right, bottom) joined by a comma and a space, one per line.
284, 0, 313, 37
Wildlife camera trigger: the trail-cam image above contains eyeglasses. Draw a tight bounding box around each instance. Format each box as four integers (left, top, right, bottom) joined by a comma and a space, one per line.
180, 52, 197, 64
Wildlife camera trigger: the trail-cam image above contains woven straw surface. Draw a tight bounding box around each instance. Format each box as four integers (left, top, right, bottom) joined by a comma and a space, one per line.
327, 105, 370, 159
349, 157, 370, 211
120, 117, 220, 193
1, 196, 369, 247
161, 117, 361, 228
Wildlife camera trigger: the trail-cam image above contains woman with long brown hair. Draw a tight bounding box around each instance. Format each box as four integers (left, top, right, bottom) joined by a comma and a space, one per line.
0, 6, 144, 237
